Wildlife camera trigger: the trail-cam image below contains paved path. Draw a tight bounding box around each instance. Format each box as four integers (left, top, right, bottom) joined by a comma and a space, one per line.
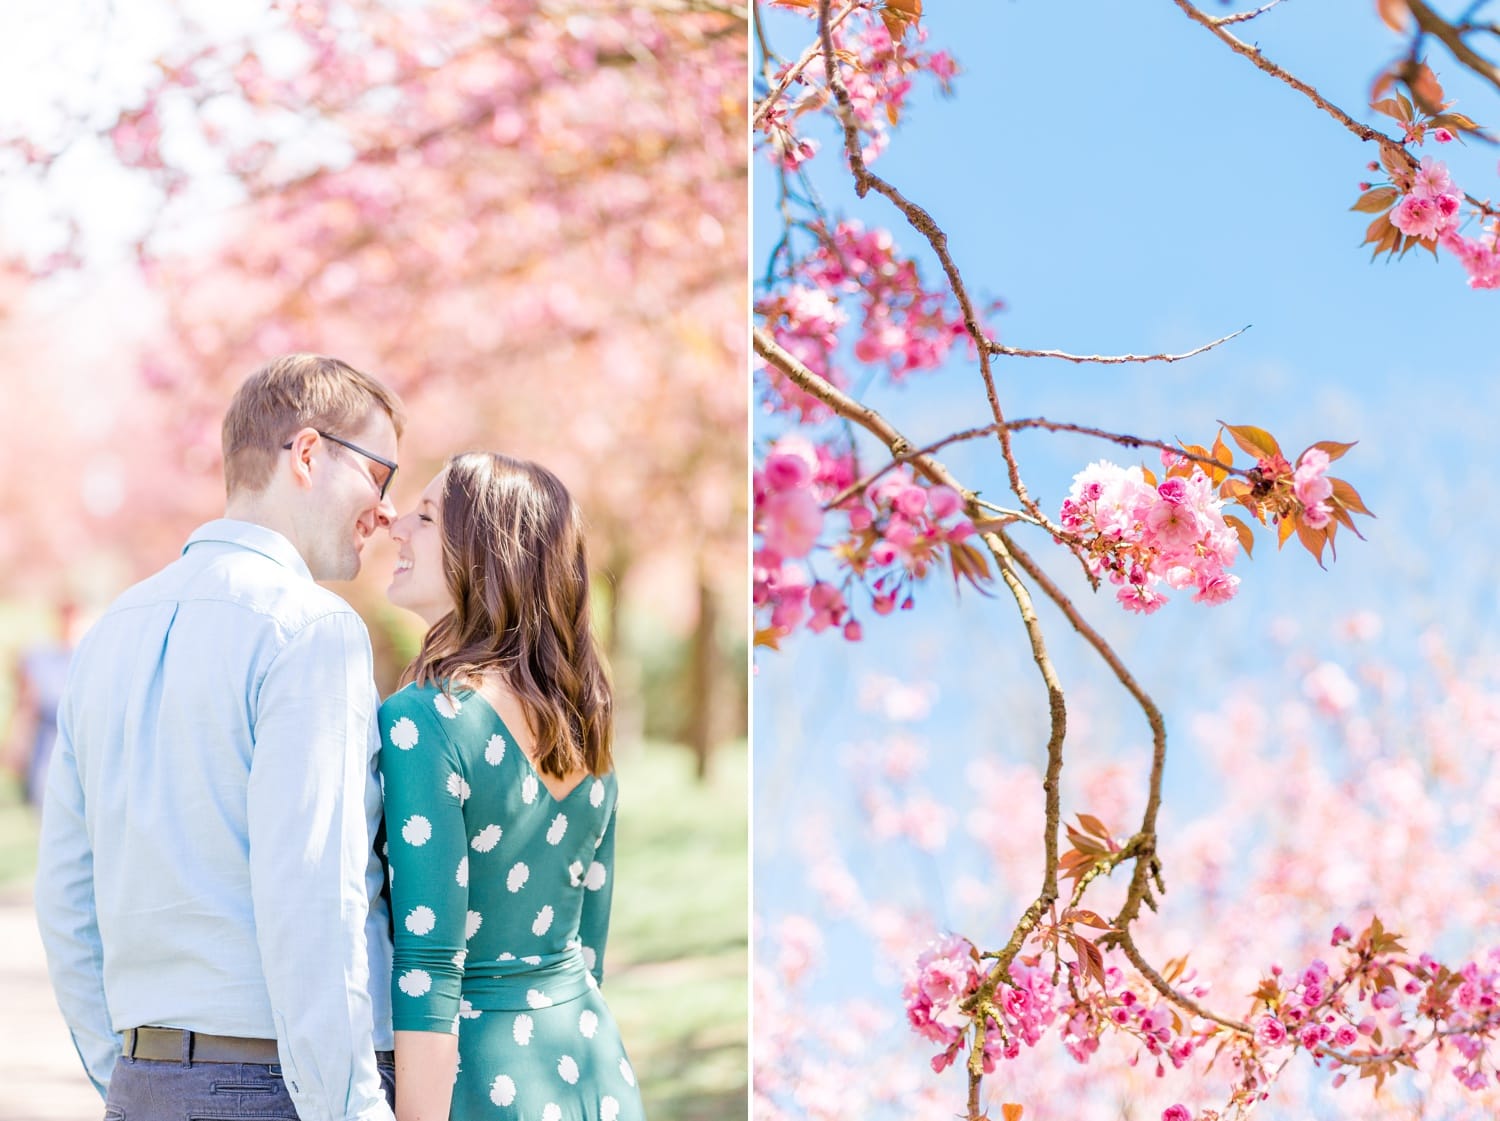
0, 882, 102, 1121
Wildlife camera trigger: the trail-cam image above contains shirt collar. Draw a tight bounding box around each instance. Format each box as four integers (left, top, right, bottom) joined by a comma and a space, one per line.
183, 519, 313, 581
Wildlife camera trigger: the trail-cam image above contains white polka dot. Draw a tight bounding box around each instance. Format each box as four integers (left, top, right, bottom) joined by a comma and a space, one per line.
601, 1097, 620, 1121
533, 905, 554, 936
471, 824, 502, 852
522, 955, 543, 965
527, 989, 554, 1008
568, 861, 585, 886
405, 906, 435, 936
485, 733, 507, 765
459, 997, 481, 1020
619, 1058, 635, 1086
556, 1054, 579, 1084
507, 862, 530, 892
466, 910, 483, 939
452, 949, 467, 968
398, 969, 431, 997
513, 1014, 534, 1045
434, 693, 462, 719
402, 816, 432, 846
546, 814, 568, 845
522, 773, 539, 804
498, 951, 515, 961
456, 856, 468, 887
586, 971, 599, 990
582, 946, 597, 973
489, 1074, 515, 1106
579, 1010, 598, 1038
542, 1105, 562, 1121
446, 772, 471, 803
585, 862, 607, 891
590, 779, 605, 807
389, 717, 419, 750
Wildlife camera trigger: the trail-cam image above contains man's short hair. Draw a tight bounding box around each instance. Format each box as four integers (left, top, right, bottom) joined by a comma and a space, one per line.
222, 354, 406, 496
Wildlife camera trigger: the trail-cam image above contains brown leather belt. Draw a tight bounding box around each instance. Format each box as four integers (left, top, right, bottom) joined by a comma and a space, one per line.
124, 1027, 280, 1065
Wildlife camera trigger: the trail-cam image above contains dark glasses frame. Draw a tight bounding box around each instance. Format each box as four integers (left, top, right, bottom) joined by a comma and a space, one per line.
282, 429, 398, 500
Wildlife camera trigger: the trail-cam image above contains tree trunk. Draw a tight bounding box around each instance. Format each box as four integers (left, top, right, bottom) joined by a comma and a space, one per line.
687, 567, 717, 781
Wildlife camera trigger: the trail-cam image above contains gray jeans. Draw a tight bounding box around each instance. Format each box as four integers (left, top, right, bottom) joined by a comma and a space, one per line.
103, 1053, 395, 1120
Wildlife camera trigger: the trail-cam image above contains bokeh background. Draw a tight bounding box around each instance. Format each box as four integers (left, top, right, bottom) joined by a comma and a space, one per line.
0, 3, 747, 1118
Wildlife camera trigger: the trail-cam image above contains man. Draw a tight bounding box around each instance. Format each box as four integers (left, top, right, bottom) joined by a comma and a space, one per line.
36, 354, 404, 1121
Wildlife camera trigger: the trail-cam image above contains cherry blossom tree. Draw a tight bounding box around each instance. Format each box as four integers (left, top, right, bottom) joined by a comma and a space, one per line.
1, 0, 746, 744
754, 1, 1499, 1117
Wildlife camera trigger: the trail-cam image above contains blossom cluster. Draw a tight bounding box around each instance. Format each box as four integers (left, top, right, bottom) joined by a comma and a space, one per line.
1388, 156, 1500, 290
759, 5, 956, 170
754, 435, 978, 645
1240, 929, 1500, 1098
758, 219, 966, 422
1388, 156, 1462, 241
1059, 457, 1240, 614
904, 935, 1205, 1080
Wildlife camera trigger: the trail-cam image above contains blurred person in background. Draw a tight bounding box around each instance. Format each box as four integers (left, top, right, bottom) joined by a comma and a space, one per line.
35, 354, 404, 1121
3, 598, 82, 807
379, 453, 646, 1121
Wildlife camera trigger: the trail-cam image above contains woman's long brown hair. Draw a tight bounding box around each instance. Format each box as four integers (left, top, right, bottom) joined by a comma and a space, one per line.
402, 452, 613, 778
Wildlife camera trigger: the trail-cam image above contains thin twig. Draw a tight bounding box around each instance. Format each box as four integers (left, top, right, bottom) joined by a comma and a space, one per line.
822, 415, 1256, 512
1407, 0, 1500, 95
1174, 0, 1413, 164
814, 0, 1063, 541
989, 325, 1250, 364
1213, 0, 1289, 26
752, 1, 858, 129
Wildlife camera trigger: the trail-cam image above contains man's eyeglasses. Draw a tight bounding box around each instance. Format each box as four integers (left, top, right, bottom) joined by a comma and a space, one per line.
282, 430, 398, 500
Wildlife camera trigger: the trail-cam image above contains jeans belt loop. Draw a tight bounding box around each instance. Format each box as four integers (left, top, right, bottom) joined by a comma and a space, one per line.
181, 1028, 192, 1067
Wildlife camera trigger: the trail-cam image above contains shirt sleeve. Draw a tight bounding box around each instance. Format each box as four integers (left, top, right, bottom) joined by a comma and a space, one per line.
247, 611, 393, 1121
378, 689, 469, 1033
34, 694, 118, 1099
577, 789, 617, 987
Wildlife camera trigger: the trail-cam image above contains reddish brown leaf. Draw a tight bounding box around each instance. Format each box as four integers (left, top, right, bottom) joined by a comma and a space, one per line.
1075, 812, 1112, 841
1377, 0, 1410, 32
1330, 477, 1374, 517
1221, 422, 1282, 460
1295, 519, 1329, 568
1405, 62, 1446, 115
1223, 513, 1255, 558
1001, 1105, 1024, 1121
1350, 186, 1399, 213
1277, 515, 1296, 550
1364, 210, 1395, 248
1308, 439, 1358, 463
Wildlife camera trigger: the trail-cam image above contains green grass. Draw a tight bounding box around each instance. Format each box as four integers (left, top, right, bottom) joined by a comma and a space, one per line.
0, 740, 749, 1119
608, 740, 748, 1121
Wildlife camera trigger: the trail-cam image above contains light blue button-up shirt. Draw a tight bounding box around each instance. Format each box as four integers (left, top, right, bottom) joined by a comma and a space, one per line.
35, 519, 395, 1121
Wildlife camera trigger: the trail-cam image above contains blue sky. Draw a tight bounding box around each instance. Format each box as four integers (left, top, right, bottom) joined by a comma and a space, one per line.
753, 0, 1500, 1039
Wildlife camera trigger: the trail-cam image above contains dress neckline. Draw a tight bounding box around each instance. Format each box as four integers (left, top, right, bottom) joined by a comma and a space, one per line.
454, 686, 593, 805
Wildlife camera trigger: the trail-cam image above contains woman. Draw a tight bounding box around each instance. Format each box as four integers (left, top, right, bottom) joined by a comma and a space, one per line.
379, 452, 645, 1121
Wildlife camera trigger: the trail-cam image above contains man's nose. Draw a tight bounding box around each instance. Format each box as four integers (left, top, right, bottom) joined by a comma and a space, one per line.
374, 495, 397, 529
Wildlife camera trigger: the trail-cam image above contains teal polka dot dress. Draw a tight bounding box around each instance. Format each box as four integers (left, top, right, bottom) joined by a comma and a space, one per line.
379, 682, 646, 1120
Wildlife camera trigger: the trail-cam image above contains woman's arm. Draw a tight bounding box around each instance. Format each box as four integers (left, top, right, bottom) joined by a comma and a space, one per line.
379, 690, 471, 1121
394, 1031, 459, 1121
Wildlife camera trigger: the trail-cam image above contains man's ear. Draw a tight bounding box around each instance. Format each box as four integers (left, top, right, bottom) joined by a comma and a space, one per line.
286, 427, 320, 491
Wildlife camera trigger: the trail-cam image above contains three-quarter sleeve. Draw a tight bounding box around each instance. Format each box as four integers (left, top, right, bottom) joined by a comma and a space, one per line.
577, 792, 617, 987
379, 688, 470, 1033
